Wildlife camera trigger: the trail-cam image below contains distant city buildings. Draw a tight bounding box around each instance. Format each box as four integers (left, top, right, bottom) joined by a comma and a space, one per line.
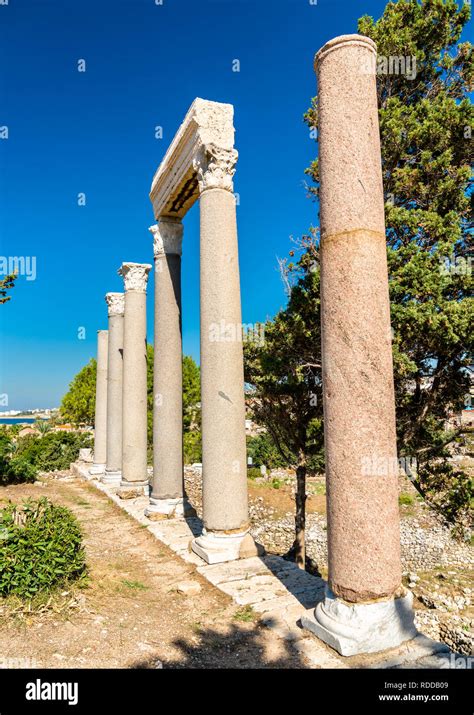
0, 407, 59, 417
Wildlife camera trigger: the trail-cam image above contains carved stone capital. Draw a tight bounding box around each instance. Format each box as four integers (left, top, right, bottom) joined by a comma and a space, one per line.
149, 221, 183, 257
105, 292, 125, 317
193, 143, 238, 194
118, 263, 152, 293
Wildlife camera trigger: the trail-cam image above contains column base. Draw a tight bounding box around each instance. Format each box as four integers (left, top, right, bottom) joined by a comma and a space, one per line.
89, 463, 106, 477
117, 480, 150, 499
145, 497, 196, 520
191, 529, 263, 564
300, 587, 417, 656
102, 470, 122, 486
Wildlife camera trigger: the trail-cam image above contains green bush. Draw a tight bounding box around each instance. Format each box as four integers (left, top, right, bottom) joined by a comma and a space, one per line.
184, 431, 202, 464
0, 434, 37, 485
399, 492, 414, 506
15, 431, 93, 472
0, 497, 87, 598
246, 434, 286, 469
247, 467, 262, 480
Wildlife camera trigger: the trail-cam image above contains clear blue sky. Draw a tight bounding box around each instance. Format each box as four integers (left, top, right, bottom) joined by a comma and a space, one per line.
0, 0, 389, 410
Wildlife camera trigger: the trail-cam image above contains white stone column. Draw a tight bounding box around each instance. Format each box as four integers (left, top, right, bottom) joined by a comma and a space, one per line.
301, 35, 416, 656
118, 262, 151, 495
103, 293, 124, 485
90, 329, 108, 476
145, 220, 193, 519
190, 144, 259, 563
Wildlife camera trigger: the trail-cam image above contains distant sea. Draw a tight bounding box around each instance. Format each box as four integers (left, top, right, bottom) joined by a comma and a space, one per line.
0, 418, 37, 425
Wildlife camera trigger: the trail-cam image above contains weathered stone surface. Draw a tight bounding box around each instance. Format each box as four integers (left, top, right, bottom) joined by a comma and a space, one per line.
148, 221, 185, 516
79, 448, 93, 463
104, 293, 124, 483
315, 33, 402, 604
177, 581, 202, 596
117, 486, 148, 500
301, 589, 417, 657
119, 263, 151, 486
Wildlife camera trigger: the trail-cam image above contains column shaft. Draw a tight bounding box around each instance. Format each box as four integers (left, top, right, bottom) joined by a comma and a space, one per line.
152, 254, 183, 497
120, 263, 151, 490
122, 292, 148, 484
90, 329, 108, 475
317, 35, 401, 602
104, 294, 124, 485
199, 188, 248, 534
301, 34, 415, 656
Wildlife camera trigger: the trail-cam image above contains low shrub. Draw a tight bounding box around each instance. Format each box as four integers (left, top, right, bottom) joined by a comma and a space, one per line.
247, 467, 262, 480
0, 497, 87, 598
0, 434, 37, 485
15, 431, 93, 472
184, 431, 202, 464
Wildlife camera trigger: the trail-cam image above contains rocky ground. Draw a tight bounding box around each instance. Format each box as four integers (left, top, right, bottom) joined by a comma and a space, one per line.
184, 466, 474, 656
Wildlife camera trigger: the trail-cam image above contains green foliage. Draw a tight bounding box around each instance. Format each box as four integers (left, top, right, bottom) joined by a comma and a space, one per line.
184, 431, 202, 464
233, 605, 256, 622
244, 237, 325, 475
146, 343, 154, 445
0, 273, 16, 305
303, 0, 473, 530
14, 431, 93, 472
246, 433, 287, 469
0, 433, 38, 485
34, 419, 52, 436
0, 497, 87, 598
399, 492, 414, 506
60, 359, 97, 426
247, 467, 262, 480
148, 348, 201, 447
62, 347, 200, 446
183, 355, 201, 430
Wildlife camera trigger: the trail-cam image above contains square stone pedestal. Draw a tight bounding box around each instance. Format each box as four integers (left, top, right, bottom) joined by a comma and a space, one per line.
89, 463, 106, 477
145, 497, 196, 520
301, 587, 417, 656
117, 481, 150, 499
191, 529, 263, 565
102, 470, 122, 486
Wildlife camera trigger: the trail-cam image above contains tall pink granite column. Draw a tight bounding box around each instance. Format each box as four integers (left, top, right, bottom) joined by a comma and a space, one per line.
301, 35, 416, 655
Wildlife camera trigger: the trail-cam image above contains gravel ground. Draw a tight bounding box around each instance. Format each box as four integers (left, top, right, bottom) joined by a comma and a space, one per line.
184, 466, 474, 655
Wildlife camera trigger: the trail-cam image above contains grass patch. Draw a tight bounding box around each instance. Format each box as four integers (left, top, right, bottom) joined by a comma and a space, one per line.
120, 580, 148, 591
399, 492, 414, 506
309, 482, 326, 496
233, 605, 256, 623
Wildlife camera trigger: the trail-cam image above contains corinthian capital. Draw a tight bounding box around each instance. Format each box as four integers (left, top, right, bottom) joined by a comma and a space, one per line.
193, 143, 238, 194
149, 220, 183, 257
118, 263, 152, 293
105, 292, 125, 317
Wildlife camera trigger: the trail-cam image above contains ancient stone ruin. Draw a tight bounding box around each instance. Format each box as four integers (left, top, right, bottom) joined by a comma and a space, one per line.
90, 35, 419, 656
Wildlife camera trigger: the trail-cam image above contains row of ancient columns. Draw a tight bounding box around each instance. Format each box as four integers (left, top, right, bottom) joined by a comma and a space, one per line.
92, 264, 151, 492
90, 158, 258, 564
88, 34, 417, 656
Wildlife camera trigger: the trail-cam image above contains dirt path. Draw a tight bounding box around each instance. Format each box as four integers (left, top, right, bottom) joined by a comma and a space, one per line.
0, 476, 307, 669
